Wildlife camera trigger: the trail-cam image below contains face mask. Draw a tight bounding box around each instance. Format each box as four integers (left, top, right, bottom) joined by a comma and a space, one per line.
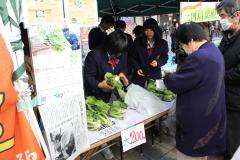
219, 18, 233, 31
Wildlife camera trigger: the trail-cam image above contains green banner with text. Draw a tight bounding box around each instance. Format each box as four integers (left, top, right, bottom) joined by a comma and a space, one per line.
180, 2, 220, 24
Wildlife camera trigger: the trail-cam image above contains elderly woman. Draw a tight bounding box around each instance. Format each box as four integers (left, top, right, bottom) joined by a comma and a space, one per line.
164, 22, 226, 160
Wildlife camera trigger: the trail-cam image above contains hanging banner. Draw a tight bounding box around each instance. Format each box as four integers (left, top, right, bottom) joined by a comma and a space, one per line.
24, 0, 64, 26
64, 0, 98, 26
0, 33, 45, 160
180, 2, 220, 24
28, 25, 89, 159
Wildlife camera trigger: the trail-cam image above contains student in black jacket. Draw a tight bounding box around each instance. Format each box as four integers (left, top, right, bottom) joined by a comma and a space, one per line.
84, 30, 129, 102
131, 18, 169, 87
88, 15, 114, 50
114, 20, 134, 78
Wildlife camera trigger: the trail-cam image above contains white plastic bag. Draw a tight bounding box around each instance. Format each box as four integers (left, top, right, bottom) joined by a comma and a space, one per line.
156, 79, 166, 90
125, 84, 168, 116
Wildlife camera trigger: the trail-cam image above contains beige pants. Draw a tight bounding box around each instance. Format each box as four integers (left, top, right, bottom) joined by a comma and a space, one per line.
177, 150, 224, 160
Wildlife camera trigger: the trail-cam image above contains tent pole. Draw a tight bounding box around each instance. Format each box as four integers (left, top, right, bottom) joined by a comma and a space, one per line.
109, 0, 116, 16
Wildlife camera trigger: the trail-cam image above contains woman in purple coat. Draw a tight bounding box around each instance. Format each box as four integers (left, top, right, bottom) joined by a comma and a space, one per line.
131, 18, 169, 87
164, 22, 226, 160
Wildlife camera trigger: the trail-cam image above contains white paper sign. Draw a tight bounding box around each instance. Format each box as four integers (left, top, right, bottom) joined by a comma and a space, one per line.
39, 95, 89, 160
232, 146, 240, 160
121, 123, 146, 152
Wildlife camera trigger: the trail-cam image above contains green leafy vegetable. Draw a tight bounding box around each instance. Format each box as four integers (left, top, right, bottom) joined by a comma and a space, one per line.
146, 79, 176, 102
104, 72, 126, 100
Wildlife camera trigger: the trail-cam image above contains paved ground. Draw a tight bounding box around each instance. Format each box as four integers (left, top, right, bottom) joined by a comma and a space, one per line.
92, 129, 176, 160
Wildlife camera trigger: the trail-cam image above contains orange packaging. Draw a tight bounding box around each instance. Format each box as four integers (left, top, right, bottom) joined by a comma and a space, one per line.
0, 34, 45, 160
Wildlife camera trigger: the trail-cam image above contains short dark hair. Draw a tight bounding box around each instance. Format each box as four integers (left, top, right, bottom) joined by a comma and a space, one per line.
216, 0, 240, 16
142, 18, 162, 46
133, 25, 144, 37
100, 15, 114, 25
104, 30, 128, 56
175, 22, 207, 45
114, 20, 126, 30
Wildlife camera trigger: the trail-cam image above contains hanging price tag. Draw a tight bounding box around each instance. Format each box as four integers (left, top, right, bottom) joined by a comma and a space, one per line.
121, 123, 146, 152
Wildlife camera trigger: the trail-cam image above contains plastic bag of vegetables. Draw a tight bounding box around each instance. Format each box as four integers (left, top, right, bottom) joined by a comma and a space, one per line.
125, 84, 168, 116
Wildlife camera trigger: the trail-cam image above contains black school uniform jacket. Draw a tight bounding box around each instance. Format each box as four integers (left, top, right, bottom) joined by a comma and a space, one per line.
131, 38, 168, 86
84, 47, 128, 102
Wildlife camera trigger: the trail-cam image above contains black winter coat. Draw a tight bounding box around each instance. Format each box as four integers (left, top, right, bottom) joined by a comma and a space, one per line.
131, 38, 168, 87
219, 31, 240, 111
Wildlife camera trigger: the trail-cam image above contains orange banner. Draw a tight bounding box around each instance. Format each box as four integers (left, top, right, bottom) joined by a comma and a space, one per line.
0, 34, 45, 160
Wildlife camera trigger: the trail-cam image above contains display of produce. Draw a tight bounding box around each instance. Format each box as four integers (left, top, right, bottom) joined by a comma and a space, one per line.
86, 96, 127, 131
147, 79, 176, 102
104, 72, 126, 100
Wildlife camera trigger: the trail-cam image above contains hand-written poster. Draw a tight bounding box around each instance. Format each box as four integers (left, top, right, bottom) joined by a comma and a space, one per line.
64, 0, 98, 26
28, 25, 82, 103
24, 0, 64, 26
28, 25, 89, 159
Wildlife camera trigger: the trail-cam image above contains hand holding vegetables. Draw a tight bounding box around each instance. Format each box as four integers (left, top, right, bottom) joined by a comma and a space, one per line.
104, 72, 127, 100
98, 79, 114, 90
150, 60, 158, 67
137, 69, 145, 76
118, 72, 129, 86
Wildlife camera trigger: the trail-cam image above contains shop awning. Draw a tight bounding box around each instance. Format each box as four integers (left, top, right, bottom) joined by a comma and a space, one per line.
97, 0, 180, 17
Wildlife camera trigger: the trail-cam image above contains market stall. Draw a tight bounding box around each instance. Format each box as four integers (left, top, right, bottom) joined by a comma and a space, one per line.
81, 100, 175, 160
0, 1, 180, 160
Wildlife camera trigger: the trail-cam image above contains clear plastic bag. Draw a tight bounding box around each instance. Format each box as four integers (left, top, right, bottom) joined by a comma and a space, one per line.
124, 84, 169, 116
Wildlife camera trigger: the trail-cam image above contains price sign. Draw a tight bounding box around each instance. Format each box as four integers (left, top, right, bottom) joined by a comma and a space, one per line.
121, 123, 146, 152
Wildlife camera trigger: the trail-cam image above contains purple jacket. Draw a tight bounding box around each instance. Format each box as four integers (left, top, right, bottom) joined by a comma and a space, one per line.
164, 42, 226, 156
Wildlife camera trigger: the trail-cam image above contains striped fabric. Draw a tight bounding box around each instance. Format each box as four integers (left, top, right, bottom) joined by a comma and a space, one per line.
0, 0, 32, 110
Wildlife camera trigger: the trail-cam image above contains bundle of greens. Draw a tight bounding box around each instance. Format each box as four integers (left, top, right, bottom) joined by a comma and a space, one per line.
86, 110, 102, 131
161, 89, 176, 102
108, 106, 125, 120
86, 96, 112, 130
104, 72, 126, 100
94, 112, 112, 127
146, 79, 176, 102
111, 100, 128, 109
86, 96, 111, 115
85, 96, 127, 131
147, 79, 162, 97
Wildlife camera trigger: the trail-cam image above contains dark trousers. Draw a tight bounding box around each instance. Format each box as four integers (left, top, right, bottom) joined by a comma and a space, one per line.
226, 110, 240, 159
